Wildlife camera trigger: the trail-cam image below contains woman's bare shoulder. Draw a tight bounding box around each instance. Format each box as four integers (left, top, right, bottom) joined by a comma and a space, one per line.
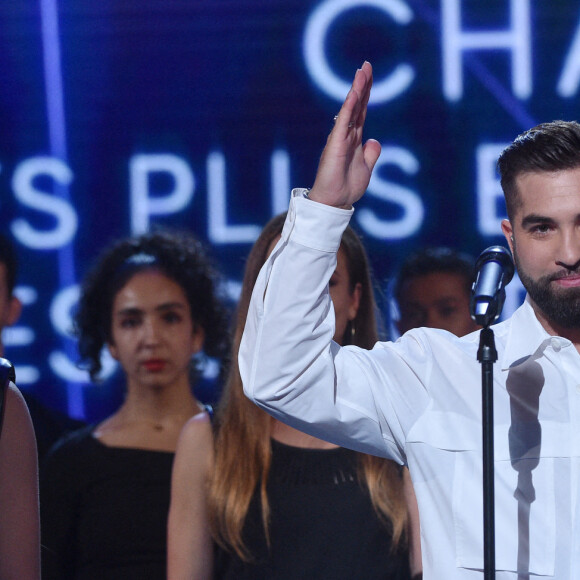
177, 410, 214, 450
3, 383, 35, 447
173, 409, 214, 479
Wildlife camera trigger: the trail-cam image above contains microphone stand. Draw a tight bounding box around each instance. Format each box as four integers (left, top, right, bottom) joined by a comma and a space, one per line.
470, 245, 514, 580
478, 326, 497, 580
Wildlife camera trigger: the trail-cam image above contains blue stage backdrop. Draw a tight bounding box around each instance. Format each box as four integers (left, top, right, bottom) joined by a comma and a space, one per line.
0, 0, 578, 421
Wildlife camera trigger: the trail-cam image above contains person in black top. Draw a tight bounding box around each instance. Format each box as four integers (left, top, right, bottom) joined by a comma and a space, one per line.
41, 229, 229, 580
168, 214, 419, 579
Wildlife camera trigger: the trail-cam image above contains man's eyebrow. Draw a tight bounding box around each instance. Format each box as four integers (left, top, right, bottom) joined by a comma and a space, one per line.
434, 297, 460, 305
520, 214, 553, 228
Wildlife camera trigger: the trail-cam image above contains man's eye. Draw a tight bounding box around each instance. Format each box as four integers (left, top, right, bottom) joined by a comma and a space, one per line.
120, 318, 139, 328
404, 309, 424, 324
440, 307, 458, 318
531, 224, 553, 234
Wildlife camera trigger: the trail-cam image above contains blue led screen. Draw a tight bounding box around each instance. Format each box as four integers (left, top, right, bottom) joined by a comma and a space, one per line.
1, 0, 579, 421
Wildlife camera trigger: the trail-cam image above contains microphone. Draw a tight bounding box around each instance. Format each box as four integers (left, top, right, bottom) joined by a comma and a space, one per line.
470, 245, 515, 327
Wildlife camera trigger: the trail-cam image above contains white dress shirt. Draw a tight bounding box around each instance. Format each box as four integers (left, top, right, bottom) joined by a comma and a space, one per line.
240, 190, 580, 578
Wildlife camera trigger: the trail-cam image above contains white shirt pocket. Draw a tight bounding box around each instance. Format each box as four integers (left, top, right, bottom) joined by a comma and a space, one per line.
408, 410, 556, 576
452, 425, 556, 575
453, 452, 556, 576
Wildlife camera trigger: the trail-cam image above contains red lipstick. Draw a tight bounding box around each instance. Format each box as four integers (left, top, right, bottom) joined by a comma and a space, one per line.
143, 359, 167, 372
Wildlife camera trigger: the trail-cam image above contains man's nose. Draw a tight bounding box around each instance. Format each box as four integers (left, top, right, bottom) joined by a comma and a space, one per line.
557, 230, 580, 269
425, 309, 442, 329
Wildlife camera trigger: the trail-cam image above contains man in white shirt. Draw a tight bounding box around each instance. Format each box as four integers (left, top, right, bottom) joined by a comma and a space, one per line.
239, 62, 580, 578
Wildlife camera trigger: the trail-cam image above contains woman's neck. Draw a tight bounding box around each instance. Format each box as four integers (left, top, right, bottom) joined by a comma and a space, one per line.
120, 380, 200, 421
94, 381, 203, 452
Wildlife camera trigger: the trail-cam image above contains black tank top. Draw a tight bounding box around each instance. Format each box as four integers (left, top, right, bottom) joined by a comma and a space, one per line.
214, 438, 411, 579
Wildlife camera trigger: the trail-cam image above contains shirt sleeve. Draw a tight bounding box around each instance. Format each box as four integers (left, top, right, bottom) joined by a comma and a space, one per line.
239, 190, 431, 462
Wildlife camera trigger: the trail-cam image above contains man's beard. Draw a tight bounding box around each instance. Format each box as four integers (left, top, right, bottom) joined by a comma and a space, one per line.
514, 251, 580, 329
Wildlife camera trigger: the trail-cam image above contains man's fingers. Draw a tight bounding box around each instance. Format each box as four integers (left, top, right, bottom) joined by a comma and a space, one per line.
363, 139, 382, 173
352, 66, 367, 94
332, 87, 358, 136
332, 63, 374, 134
360, 62, 373, 106
359, 62, 373, 125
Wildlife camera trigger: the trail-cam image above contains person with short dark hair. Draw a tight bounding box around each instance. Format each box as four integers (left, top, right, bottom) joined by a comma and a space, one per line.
41, 229, 230, 580
240, 63, 580, 577
393, 246, 479, 337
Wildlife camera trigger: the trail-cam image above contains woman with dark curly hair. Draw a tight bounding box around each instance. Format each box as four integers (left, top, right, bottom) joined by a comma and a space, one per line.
41, 229, 230, 580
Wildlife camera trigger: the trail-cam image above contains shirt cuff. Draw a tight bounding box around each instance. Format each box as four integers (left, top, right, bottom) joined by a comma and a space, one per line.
281, 189, 354, 253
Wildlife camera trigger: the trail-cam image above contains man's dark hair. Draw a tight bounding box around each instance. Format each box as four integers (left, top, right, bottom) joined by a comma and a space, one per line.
0, 234, 18, 296
393, 246, 475, 305
498, 120, 580, 220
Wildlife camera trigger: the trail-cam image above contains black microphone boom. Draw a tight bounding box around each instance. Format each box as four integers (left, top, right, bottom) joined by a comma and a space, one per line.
470, 246, 515, 328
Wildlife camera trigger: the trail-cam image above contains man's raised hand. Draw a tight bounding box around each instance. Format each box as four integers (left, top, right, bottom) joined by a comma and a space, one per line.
308, 61, 381, 209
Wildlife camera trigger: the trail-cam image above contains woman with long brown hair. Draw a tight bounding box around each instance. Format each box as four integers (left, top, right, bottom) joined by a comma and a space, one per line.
169, 214, 417, 579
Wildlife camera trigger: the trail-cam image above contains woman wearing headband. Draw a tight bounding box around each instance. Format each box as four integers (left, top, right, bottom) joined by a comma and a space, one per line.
41, 230, 229, 580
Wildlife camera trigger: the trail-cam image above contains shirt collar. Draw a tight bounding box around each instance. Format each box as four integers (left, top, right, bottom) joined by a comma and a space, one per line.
500, 296, 572, 371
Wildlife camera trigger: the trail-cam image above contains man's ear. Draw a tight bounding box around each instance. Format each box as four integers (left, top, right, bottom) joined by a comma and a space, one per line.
501, 219, 514, 255
6, 296, 22, 326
